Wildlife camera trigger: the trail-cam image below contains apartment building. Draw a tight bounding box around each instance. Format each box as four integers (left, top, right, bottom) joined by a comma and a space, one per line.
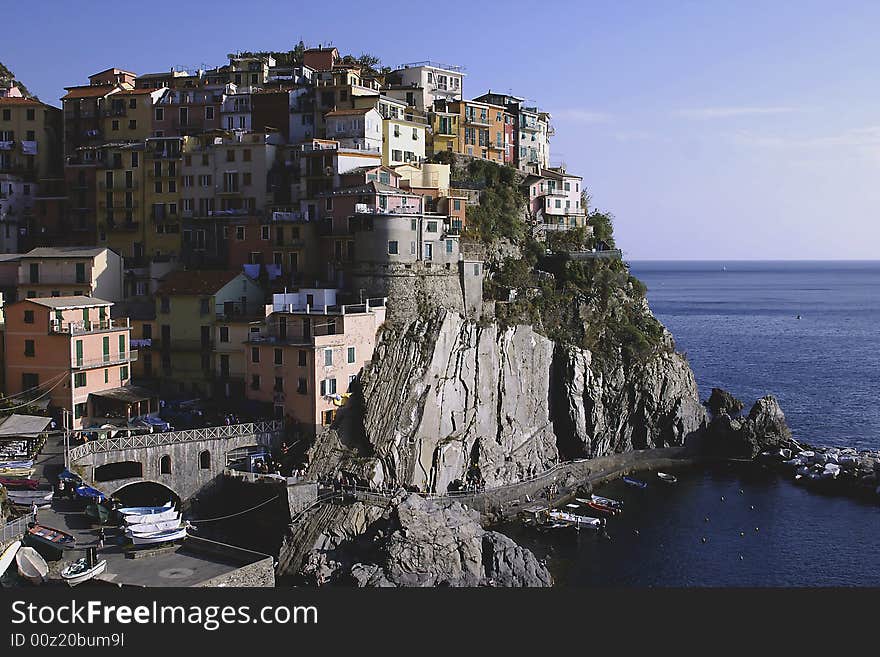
381, 116, 426, 167
3, 296, 140, 429
525, 167, 586, 230
324, 108, 382, 152
101, 87, 164, 142
448, 99, 508, 164
152, 87, 223, 137
16, 246, 123, 303
472, 92, 551, 172
385, 62, 465, 111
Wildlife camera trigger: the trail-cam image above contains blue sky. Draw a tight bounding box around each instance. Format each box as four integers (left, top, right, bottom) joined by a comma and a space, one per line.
5, 0, 880, 259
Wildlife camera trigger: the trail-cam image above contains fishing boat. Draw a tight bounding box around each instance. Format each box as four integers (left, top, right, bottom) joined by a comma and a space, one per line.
74, 485, 107, 503
123, 508, 178, 525
27, 524, 76, 551
623, 476, 648, 489
584, 500, 620, 516
0, 540, 21, 577
61, 557, 107, 587
657, 472, 678, 484
118, 501, 173, 516
548, 510, 601, 529
7, 490, 54, 505
590, 494, 624, 510
0, 476, 39, 490
124, 518, 182, 536
15, 546, 48, 585
130, 526, 187, 546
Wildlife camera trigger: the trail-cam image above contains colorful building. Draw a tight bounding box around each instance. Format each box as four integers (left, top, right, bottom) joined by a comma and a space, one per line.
385, 62, 465, 111
16, 247, 123, 302
525, 167, 586, 231
381, 116, 426, 167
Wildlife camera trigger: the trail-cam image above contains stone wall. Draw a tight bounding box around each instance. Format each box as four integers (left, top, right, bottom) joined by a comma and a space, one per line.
185, 536, 276, 587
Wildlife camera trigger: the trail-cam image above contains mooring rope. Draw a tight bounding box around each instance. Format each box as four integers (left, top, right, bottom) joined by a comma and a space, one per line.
187, 495, 280, 524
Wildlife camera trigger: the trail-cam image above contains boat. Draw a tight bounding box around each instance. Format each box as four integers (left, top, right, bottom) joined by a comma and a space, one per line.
585, 500, 620, 516
589, 494, 624, 510
0, 460, 33, 470
7, 490, 54, 505
623, 476, 648, 489
548, 510, 601, 529
0, 467, 36, 479
27, 524, 76, 551
118, 501, 173, 516
123, 508, 178, 525
0, 476, 40, 490
124, 518, 182, 536
74, 485, 107, 503
15, 546, 48, 584
85, 503, 111, 524
657, 472, 678, 484
61, 557, 107, 587
130, 526, 188, 546
0, 540, 21, 577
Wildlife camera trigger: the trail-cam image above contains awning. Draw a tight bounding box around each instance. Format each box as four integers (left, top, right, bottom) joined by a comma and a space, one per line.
89, 385, 157, 405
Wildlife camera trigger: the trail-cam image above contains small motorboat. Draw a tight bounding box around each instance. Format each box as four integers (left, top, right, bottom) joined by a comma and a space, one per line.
585, 500, 621, 516
7, 490, 54, 505
130, 526, 188, 546
0, 476, 40, 490
15, 546, 48, 585
61, 557, 107, 587
123, 508, 178, 525
548, 510, 601, 529
623, 476, 648, 489
0, 540, 21, 577
125, 520, 183, 537
583, 494, 624, 510
74, 485, 107, 503
118, 501, 173, 516
0, 459, 34, 470
657, 472, 678, 484
27, 524, 76, 551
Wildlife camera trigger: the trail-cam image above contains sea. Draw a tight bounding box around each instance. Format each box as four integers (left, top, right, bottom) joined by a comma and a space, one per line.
502, 261, 880, 587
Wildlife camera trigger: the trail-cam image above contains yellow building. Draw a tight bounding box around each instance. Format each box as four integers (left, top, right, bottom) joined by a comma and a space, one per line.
143, 136, 184, 259
0, 96, 63, 181
427, 109, 459, 156
381, 117, 426, 167
95, 142, 148, 260
101, 88, 165, 143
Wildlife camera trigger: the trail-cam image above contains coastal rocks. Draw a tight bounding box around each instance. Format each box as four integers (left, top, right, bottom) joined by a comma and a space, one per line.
700, 396, 794, 459
299, 494, 551, 587
705, 388, 744, 417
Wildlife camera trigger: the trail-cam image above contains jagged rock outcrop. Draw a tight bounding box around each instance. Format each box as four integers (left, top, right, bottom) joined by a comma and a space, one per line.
705, 387, 745, 417
699, 395, 794, 458
300, 494, 551, 587
309, 309, 707, 493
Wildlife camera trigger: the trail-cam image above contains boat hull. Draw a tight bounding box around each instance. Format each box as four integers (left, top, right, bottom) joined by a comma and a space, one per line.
130, 527, 187, 545
0, 540, 21, 577
125, 517, 181, 535
123, 508, 178, 525
62, 559, 107, 587
27, 525, 76, 551
0, 477, 39, 489
15, 547, 48, 585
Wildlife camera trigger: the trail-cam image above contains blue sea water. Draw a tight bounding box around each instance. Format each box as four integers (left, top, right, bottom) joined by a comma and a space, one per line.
504, 261, 880, 586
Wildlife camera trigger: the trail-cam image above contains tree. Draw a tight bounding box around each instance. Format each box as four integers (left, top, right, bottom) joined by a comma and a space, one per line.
587, 210, 616, 248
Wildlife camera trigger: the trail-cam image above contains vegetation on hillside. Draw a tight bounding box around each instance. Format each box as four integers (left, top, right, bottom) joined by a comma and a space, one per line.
0, 61, 33, 97
227, 43, 389, 76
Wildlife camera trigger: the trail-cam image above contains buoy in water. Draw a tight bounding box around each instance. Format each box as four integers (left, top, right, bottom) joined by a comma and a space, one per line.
739, 555, 744, 560
739, 489, 744, 494
720, 496, 725, 501
704, 517, 709, 522
633, 529, 639, 535
740, 531, 745, 537
750, 505, 755, 510
755, 527, 759, 532
701, 537, 707, 543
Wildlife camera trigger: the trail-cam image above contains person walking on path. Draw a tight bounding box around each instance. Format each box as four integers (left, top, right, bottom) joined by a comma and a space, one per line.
97, 527, 106, 551
31, 502, 38, 524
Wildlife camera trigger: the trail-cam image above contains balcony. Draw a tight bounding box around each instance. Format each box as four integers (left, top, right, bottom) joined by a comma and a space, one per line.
72, 350, 138, 370
215, 186, 241, 196
465, 115, 492, 127
50, 317, 130, 335
98, 180, 139, 191
102, 108, 127, 117
98, 200, 139, 210
107, 220, 141, 232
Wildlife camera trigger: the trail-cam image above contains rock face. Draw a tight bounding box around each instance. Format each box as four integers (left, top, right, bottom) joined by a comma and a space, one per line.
301, 494, 551, 587
309, 309, 707, 493
700, 395, 794, 458
705, 387, 745, 417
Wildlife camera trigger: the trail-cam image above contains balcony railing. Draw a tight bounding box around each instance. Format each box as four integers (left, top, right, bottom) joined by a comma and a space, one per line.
98, 180, 139, 191
72, 350, 138, 370
50, 317, 130, 335
465, 115, 492, 127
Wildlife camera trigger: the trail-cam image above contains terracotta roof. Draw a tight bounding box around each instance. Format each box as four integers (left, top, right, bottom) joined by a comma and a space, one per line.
116, 87, 161, 96
61, 85, 117, 100
155, 270, 242, 296
0, 97, 42, 107
324, 108, 373, 117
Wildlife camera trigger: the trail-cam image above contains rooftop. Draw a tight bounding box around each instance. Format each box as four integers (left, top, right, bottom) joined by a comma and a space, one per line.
155, 270, 241, 296
324, 108, 374, 117
61, 85, 118, 100
319, 181, 418, 198
22, 246, 107, 259
25, 296, 113, 310
0, 414, 52, 438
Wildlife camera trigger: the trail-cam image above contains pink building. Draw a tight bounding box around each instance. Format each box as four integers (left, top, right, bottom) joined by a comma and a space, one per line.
524, 167, 586, 231
3, 296, 150, 429
244, 294, 386, 435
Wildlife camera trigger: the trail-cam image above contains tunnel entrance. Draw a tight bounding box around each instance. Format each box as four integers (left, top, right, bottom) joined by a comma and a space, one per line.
112, 481, 180, 508
94, 461, 143, 482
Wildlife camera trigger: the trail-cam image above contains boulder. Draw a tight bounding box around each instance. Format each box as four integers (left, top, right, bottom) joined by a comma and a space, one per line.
700, 395, 793, 459
705, 388, 745, 417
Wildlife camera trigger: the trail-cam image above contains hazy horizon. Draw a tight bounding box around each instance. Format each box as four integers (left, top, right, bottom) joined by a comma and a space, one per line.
5, 1, 879, 259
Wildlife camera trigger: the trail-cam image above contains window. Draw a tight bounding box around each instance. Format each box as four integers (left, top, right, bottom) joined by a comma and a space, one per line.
26, 108, 35, 121
159, 455, 171, 475
347, 346, 356, 364
24, 340, 35, 357
298, 350, 307, 366
120, 366, 129, 381
274, 348, 283, 365
199, 450, 211, 469
320, 378, 337, 396
74, 402, 87, 420
128, 120, 137, 130
426, 221, 437, 233
243, 149, 251, 162
205, 106, 214, 120
251, 347, 260, 363
160, 297, 170, 313
236, 226, 245, 240
424, 243, 433, 261
74, 373, 87, 388
155, 108, 164, 121
387, 240, 399, 255
473, 263, 481, 276
297, 378, 307, 394
322, 409, 335, 425
446, 239, 454, 254
226, 149, 235, 162
104, 369, 109, 383
28, 263, 39, 283
200, 298, 210, 315
261, 225, 270, 240
274, 377, 283, 392
219, 326, 229, 343
251, 374, 260, 390
23, 310, 34, 324
324, 348, 333, 366
411, 218, 417, 231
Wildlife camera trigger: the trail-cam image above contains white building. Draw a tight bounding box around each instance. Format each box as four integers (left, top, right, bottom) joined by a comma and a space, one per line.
387, 62, 465, 111
382, 117, 426, 167
0, 174, 36, 253
323, 108, 382, 153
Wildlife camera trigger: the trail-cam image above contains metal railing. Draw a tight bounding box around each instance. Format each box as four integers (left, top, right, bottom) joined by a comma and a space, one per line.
1, 516, 30, 549
72, 350, 138, 370
50, 318, 129, 335
67, 420, 284, 462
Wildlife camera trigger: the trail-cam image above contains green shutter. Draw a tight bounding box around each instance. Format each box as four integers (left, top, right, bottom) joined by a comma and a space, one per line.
119, 334, 125, 355
102, 336, 110, 363
75, 340, 83, 367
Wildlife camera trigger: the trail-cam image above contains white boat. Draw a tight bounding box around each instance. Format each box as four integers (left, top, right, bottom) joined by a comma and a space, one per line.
589, 494, 625, 510
0, 460, 33, 469
130, 526, 188, 546
15, 546, 48, 585
123, 508, 178, 525
7, 490, 54, 504
61, 557, 107, 587
657, 472, 678, 484
548, 510, 601, 529
125, 518, 182, 535
118, 501, 173, 516
0, 540, 21, 577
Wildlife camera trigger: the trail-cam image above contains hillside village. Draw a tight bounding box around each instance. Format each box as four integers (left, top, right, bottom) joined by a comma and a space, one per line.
0, 44, 609, 448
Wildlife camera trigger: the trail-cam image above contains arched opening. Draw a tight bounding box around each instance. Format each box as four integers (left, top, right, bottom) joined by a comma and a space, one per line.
94, 461, 143, 482
113, 481, 179, 508
159, 454, 172, 475
199, 450, 211, 470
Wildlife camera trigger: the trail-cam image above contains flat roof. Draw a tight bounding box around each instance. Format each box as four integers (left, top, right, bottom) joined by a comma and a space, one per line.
22, 246, 106, 259
25, 296, 112, 310
0, 414, 52, 437
89, 385, 157, 404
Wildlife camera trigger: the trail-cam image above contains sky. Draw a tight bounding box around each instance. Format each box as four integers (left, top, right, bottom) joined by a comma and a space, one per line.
4, 0, 880, 259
